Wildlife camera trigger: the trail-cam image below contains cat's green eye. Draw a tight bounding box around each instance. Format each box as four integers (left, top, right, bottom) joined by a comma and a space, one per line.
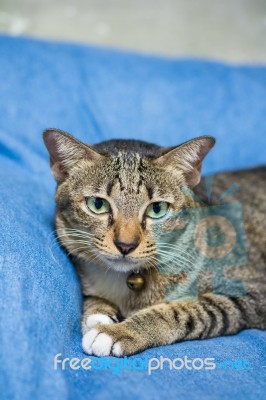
86, 197, 111, 215
145, 202, 169, 219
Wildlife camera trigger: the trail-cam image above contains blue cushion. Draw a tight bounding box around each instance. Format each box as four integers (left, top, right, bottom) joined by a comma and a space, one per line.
0, 35, 265, 400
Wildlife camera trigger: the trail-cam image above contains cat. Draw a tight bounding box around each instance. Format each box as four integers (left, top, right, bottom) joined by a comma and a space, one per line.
43, 128, 266, 357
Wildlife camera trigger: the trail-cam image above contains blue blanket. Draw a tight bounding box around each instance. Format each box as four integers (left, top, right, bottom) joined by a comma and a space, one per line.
0, 35, 265, 400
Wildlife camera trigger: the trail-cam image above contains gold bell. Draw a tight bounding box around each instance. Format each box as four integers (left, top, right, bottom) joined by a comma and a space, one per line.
127, 272, 145, 291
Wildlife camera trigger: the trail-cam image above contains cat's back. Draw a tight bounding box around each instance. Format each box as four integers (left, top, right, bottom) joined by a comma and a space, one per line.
199, 167, 266, 278
209, 166, 266, 214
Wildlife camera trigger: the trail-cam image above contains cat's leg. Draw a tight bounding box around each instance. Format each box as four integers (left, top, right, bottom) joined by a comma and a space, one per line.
82, 291, 264, 356
82, 296, 122, 335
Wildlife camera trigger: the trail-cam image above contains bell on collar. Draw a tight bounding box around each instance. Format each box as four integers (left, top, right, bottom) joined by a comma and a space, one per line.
127, 271, 145, 291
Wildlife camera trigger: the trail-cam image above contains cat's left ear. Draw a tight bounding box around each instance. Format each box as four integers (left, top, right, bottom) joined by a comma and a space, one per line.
154, 136, 215, 187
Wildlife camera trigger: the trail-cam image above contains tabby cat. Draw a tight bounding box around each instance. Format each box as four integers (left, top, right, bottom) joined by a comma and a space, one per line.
43, 129, 266, 357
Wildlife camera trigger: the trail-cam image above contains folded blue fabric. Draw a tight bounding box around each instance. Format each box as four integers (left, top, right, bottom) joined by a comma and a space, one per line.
0, 35, 265, 400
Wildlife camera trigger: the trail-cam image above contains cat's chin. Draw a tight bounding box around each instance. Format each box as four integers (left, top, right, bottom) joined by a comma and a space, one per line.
103, 256, 146, 273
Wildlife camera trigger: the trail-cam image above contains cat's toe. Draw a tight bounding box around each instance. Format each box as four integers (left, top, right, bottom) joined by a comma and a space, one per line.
82, 328, 114, 356
112, 341, 123, 357
86, 313, 115, 330
91, 333, 113, 356
82, 328, 99, 355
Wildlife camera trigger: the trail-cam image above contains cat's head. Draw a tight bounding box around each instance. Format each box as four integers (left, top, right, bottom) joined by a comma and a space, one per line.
43, 129, 215, 272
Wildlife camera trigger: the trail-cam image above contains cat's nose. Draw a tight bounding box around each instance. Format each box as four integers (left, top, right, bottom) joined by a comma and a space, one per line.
114, 240, 139, 255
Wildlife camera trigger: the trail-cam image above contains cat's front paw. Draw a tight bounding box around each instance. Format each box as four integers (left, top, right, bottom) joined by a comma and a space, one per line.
82, 328, 122, 357
82, 323, 138, 357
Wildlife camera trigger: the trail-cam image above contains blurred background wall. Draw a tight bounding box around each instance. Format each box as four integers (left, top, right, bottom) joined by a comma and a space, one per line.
0, 0, 265, 63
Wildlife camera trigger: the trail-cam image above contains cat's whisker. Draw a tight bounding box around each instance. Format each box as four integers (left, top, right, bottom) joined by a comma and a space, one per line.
57, 240, 92, 250
61, 240, 92, 246
66, 246, 90, 257
57, 227, 94, 235
149, 255, 178, 275
56, 233, 94, 242
56, 232, 94, 240
157, 244, 194, 253
84, 251, 102, 265
154, 251, 194, 272
145, 258, 157, 274
71, 246, 103, 265
155, 246, 195, 266
139, 250, 190, 271
55, 237, 92, 252
155, 247, 194, 263
156, 243, 196, 263
64, 233, 94, 240
144, 256, 187, 273
156, 255, 194, 271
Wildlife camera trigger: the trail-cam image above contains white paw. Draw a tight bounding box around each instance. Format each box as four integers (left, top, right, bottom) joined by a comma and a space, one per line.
82, 329, 114, 356
85, 314, 115, 330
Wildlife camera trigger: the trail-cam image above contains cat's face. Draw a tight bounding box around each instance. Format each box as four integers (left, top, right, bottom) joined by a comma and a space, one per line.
44, 129, 215, 272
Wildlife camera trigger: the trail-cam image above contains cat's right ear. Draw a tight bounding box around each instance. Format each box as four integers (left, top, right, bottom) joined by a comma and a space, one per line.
43, 129, 104, 182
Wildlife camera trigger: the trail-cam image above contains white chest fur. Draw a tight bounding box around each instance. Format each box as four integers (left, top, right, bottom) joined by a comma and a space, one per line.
76, 260, 134, 317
